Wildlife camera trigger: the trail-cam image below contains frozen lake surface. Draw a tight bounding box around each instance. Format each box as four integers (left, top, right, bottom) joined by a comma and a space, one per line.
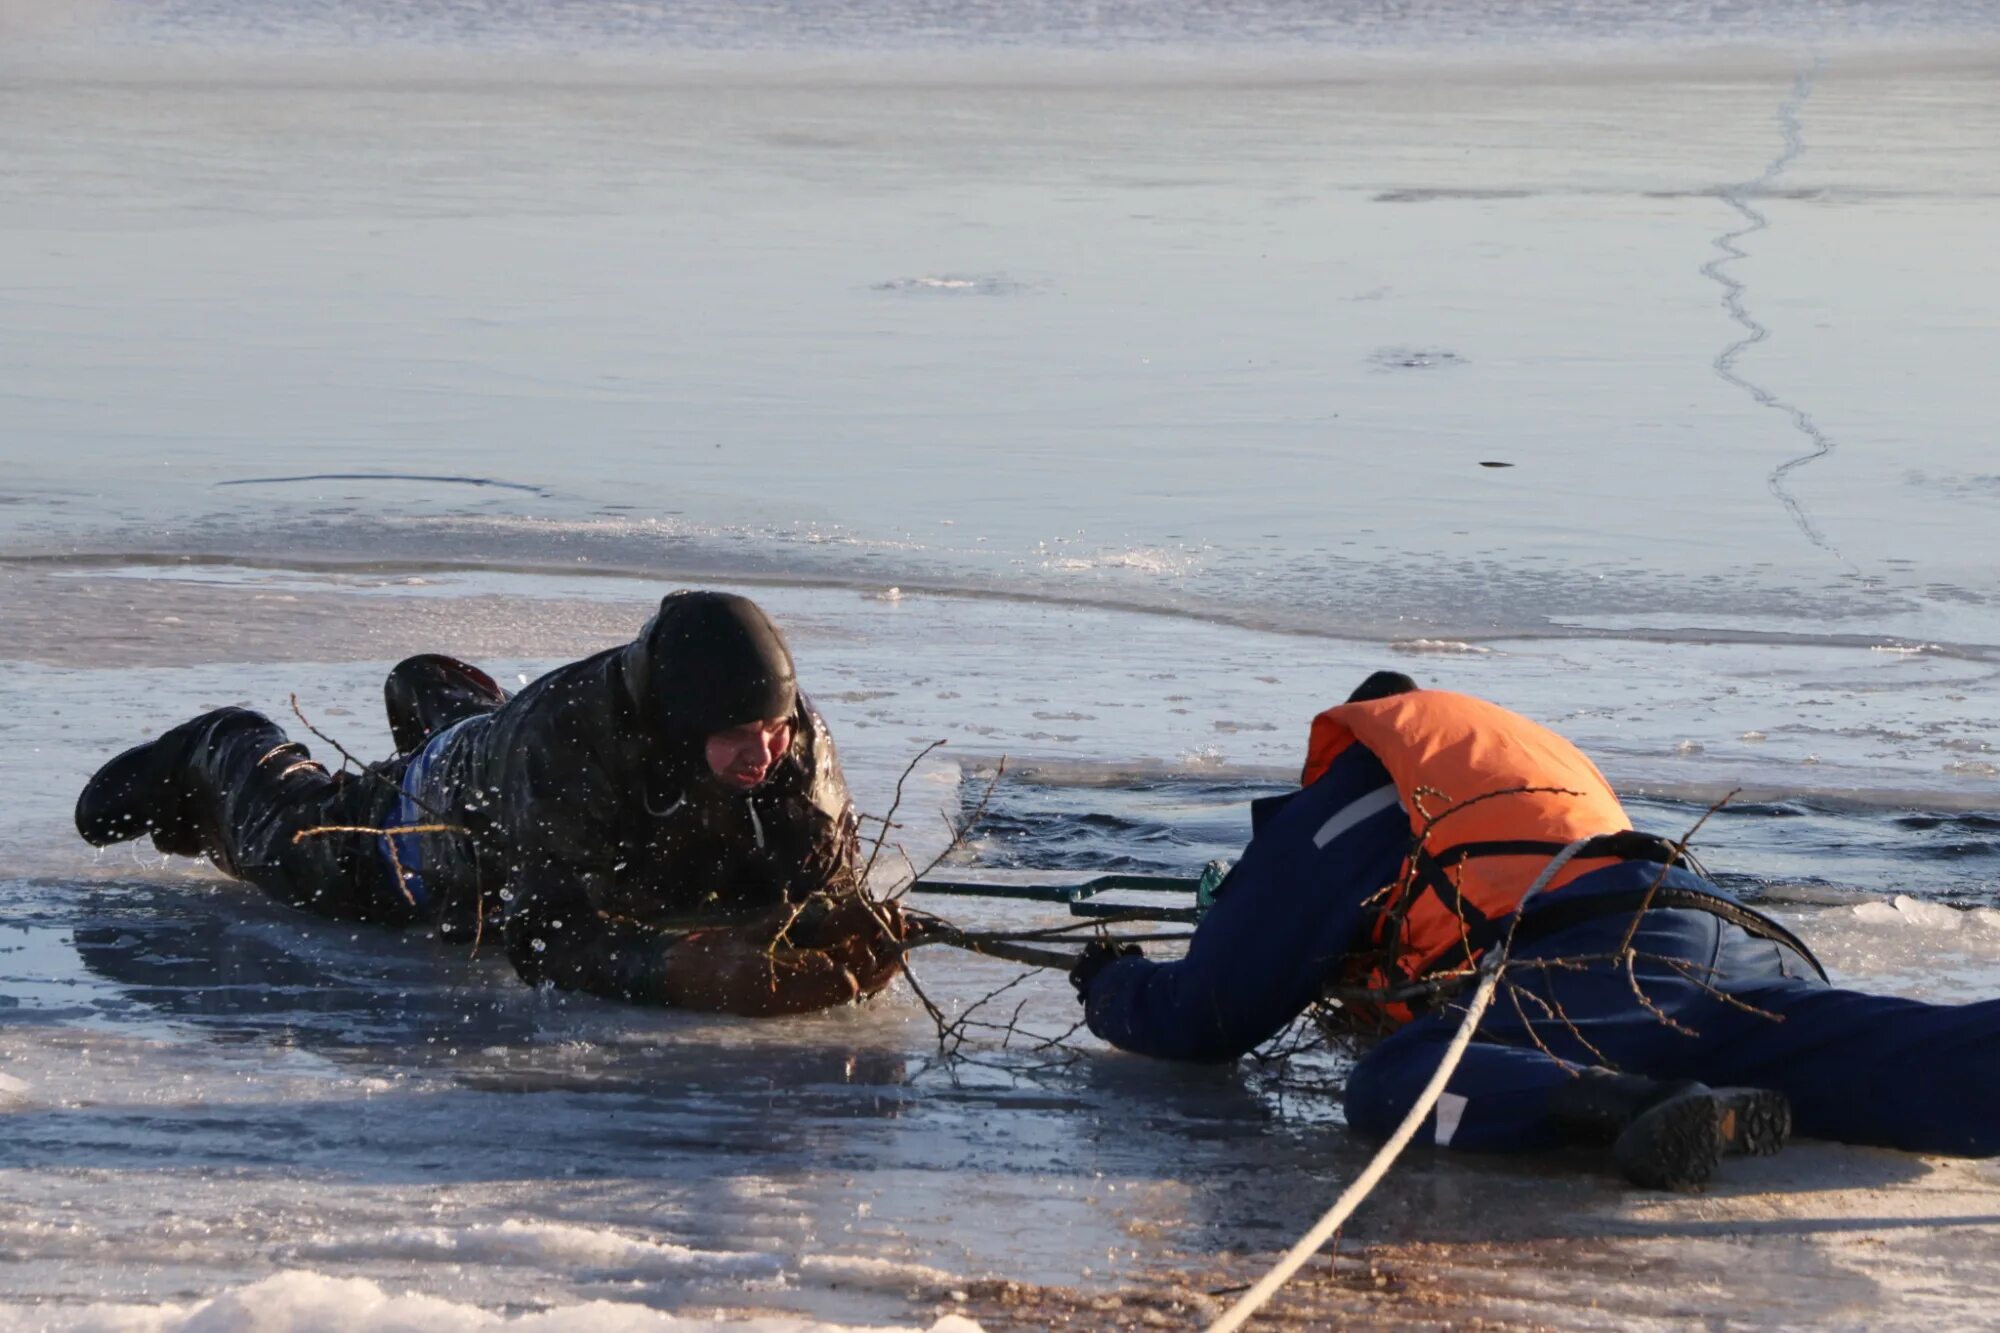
3, 0, 2000, 1326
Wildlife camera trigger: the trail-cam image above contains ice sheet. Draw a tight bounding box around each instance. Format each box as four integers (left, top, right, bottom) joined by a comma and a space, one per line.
4, 6, 1999, 1325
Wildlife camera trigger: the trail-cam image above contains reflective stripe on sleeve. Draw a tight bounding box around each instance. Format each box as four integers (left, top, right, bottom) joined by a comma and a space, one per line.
1313, 783, 1400, 850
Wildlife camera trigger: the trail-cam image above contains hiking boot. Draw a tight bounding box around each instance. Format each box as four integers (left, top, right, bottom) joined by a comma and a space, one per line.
1550, 1069, 1791, 1191
384, 654, 509, 755
74, 707, 262, 856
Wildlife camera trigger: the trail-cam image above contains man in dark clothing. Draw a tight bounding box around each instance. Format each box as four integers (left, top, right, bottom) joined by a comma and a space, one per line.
1074, 673, 2000, 1189
75, 591, 904, 1015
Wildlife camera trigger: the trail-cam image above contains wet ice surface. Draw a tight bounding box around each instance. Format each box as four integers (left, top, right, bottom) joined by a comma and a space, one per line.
8, 565, 1999, 827
0, 875, 1120, 1318
3, 574, 2000, 1327
7, 866, 1998, 1328
5, 6, 2000, 1325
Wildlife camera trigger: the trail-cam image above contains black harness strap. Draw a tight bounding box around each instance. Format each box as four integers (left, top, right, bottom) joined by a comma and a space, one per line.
1424, 838, 1575, 866
1429, 830, 1694, 869
1506, 884, 1829, 981
1398, 835, 1630, 983
1396, 829, 1828, 986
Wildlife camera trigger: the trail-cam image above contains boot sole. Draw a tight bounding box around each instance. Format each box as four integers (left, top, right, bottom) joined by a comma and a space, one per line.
1614, 1086, 1792, 1191
1615, 1090, 1725, 1191
1714, 1086, 1792, 1158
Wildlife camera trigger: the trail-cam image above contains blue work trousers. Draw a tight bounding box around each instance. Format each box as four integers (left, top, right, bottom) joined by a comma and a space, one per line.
1344, 907, 2000, 1156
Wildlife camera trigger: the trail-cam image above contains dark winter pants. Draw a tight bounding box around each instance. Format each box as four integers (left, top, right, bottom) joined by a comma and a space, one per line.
165, 708, 417, 926
1344, 907, 2000, 1156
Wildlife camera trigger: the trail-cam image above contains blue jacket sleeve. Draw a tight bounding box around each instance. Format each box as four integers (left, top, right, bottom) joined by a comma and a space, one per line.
1082, 745, 1407, 1062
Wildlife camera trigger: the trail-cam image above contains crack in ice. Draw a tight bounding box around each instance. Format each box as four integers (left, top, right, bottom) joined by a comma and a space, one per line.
1701, 59, 1845, 563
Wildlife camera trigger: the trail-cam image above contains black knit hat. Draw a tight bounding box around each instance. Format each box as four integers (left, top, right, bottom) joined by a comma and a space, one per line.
624, 591, 798, 744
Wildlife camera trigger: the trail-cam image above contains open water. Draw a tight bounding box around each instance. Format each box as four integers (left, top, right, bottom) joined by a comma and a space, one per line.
3, 1, 2000, 1328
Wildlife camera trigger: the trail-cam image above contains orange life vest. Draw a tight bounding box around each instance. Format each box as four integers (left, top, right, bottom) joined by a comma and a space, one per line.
1304, 690, 1633, 1027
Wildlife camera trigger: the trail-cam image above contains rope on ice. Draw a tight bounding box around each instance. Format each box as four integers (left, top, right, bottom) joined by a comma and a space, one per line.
1204, 835, 1600, 1333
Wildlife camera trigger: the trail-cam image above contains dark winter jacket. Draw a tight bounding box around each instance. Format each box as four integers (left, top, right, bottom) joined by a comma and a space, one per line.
399, 592, 860, 1000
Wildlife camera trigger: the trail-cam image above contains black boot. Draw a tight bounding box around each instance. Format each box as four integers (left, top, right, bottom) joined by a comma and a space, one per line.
75, 707, 272, 858
384, 654, 509, 755
1549, 1069, 1790, 1191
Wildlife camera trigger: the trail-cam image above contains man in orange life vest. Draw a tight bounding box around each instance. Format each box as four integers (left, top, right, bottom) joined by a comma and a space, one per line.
1074, 673, 2000, 1189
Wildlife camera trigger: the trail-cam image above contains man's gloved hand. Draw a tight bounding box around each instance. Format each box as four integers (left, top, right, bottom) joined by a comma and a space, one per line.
1070, 938, 1143, 1002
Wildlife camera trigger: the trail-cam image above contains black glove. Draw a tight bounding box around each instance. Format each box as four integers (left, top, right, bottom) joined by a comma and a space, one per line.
1070, 938, 1143, 1002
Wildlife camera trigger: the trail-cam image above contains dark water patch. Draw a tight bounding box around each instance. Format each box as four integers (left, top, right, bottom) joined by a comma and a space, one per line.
1912, 841, 2000, 860
1369, 346, 1465, 371
46, 882, 528, 1047
1704, 869, 1784, 902
1373, 188, 1533, 204
959, 773, 1275, 876
1708, 800, 1812, 818
218, 473, 548, 495
1897, 812, 2000, 832
1628, 794, 2000, 906
973, 809, 1224, 873
952, 780, 2000, 909
1880, 811, 2000, 863
1625, 781, 2000, 817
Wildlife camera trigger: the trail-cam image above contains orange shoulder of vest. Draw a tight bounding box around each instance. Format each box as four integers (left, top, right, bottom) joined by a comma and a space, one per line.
1301, 691, 1627, 827
1301, 708, 1359, 786
1302, 689, 1452, 787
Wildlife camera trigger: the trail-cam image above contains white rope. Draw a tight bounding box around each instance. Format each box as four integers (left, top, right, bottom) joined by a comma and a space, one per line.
1206, 835, 1601, 1333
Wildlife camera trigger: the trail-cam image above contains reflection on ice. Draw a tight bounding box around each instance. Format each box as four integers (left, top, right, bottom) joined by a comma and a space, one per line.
0, 867, 1351, 1322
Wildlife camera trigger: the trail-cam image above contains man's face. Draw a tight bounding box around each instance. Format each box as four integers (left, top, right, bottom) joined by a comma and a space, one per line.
705, 716, 794, 792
